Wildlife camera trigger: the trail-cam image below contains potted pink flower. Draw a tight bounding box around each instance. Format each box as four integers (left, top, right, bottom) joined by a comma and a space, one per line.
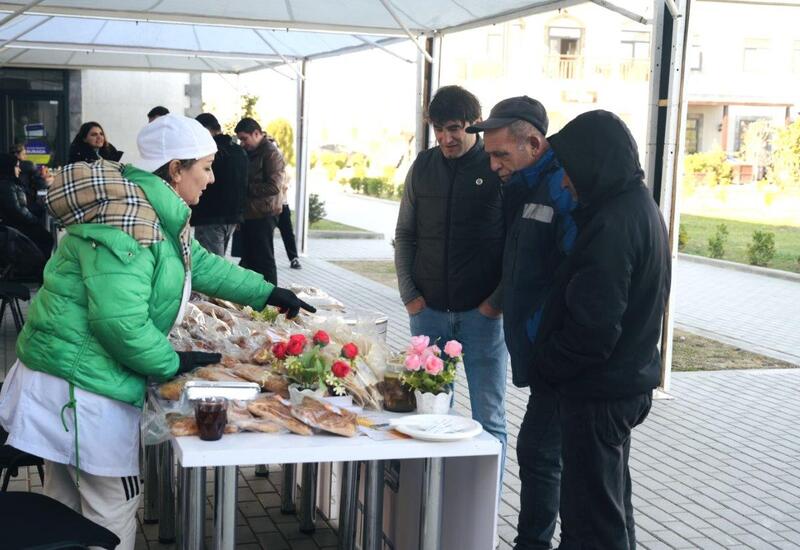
400, 336, 462, 414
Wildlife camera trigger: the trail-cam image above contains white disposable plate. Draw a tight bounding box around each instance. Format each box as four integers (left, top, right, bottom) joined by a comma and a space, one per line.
390, 414, 483, 442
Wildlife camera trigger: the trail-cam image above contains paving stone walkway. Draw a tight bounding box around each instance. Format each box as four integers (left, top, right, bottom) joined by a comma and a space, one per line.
2, 244, 799, 549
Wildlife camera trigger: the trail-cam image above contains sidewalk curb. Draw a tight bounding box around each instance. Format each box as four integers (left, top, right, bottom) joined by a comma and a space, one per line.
335, 190, 401, 207
308, 229, 385, 240
678, 253, 800, 283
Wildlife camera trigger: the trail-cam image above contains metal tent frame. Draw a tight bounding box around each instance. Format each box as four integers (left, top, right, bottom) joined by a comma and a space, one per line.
0, 0, 690, 389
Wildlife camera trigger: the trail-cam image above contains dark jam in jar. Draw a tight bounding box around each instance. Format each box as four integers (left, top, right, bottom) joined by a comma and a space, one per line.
381, 374, 416, 412
195, 397, 228, 441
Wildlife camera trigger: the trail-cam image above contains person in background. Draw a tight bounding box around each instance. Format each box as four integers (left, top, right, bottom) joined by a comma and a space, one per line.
394, 85, 508, 456
67, 122, 123, 163
147, 106, 170, 123
0, 114, 313, 550
468, 96, 577, 550
10, 143, 51, 221
191, 112, 248, 256
0, 152, 53, 259
276, 181, 301, 269
535, 110, 671, 549
234, 117, 285, 285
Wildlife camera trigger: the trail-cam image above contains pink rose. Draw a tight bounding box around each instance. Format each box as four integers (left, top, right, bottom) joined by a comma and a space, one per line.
444, 340, 462, 358
424, 354, 444, 376
409, 335, 430, 354
404, 353, 422, 371
429, 344, 441, 356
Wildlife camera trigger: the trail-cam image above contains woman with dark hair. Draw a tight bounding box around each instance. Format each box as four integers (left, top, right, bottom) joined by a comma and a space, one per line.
10, 143, 50, 221
67, 121, 123, 163
0, 152, 53, 259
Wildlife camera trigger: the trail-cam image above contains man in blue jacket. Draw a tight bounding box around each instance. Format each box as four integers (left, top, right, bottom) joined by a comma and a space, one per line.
468, 96, 576, 550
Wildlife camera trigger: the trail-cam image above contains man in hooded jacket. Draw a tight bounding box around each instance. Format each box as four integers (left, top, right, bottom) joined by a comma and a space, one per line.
535, 110, 671, 549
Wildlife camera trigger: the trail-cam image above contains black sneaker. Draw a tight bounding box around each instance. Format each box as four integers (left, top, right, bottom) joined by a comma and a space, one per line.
290, 258, 302, 269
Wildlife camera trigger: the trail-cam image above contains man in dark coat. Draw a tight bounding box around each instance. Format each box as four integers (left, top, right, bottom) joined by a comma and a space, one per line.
192, 113, 248, 257
536, 110, 671, 549
234, 117, 286, 285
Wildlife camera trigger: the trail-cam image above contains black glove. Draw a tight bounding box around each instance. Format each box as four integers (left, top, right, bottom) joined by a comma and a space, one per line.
176, 351, 222, 374
265, 287, 317, 319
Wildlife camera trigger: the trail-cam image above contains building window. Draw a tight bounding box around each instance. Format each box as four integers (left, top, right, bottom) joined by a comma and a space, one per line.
685, 115, 702, 154
743, 38, 770, 72
546, 25, 584, 79
793, 40, 800, 74
619, 30, 650, 80
688, 44, 702, 71
735, 116, 769, 152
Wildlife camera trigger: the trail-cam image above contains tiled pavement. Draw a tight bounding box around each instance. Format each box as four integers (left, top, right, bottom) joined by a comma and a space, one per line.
2, 242, 800, 549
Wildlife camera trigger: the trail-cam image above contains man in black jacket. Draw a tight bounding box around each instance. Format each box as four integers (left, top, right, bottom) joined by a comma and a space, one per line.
537, 110, 671, 549
192, 113, 248, 257
394, 85, 507, 455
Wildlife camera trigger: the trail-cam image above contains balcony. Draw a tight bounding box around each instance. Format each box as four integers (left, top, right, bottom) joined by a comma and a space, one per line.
544, 54, 650, 82
544, 54, 584, 80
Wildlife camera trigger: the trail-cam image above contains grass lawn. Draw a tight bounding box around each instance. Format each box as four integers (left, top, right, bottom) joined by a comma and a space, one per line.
332, 260, 795, 371
681, 214, 800, 273
310, 218, 368, 232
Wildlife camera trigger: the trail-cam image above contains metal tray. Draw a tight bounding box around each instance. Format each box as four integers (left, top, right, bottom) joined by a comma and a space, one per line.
183, 380, 261, 401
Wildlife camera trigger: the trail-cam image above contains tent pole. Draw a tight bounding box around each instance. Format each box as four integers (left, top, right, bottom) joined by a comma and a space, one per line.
645, 0, 691, 398
294, 59, 310, 256
415, 34, 440, 153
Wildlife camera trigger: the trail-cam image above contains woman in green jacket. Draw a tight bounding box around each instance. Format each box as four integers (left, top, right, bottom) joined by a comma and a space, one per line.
0, 114, 312, 549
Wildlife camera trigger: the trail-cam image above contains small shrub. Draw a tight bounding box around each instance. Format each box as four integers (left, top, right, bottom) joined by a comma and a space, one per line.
348, 177, 362, 193
684, 150, 733, 186
394, 183, 405, 200
678, 224, 688, 250
308, 193, 326, 226
746, 230, 776, 267
707, 223, 728, 259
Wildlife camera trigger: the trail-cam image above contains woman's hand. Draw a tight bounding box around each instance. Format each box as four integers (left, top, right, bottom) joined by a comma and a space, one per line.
266, 287, 316, 319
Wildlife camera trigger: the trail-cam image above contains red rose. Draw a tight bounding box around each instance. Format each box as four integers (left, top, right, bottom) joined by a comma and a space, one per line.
286, 339, 305, 356
271, 342, 288, 360
341, 342, 359, 359
289, 334, 307, 347
331, 360, 351, 378
313, 330, 330, 347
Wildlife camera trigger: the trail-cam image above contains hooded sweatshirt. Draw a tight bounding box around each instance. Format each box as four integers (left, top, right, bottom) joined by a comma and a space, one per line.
533, 110, 671, 398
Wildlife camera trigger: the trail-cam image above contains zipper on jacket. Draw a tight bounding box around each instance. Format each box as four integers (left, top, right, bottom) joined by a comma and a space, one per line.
443, 163, 456, 311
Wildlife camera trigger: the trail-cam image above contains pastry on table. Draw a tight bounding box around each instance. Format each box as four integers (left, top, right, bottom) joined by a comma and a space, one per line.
247, 396, 313, 436
291, 396, 358, 438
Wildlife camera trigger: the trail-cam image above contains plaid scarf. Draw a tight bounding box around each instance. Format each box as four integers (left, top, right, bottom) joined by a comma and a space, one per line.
47, 160, 192, 270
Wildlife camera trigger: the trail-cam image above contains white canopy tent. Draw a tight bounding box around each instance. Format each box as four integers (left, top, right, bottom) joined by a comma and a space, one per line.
0, 0, 691, 392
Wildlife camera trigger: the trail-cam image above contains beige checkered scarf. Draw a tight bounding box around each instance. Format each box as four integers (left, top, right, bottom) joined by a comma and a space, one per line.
47, 160, 192, 270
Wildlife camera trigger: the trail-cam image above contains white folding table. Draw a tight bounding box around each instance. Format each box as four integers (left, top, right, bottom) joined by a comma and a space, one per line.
170, 415, 502, 550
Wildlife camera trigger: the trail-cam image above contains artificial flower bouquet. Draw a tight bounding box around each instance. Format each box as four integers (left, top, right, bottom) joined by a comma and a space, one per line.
401, 336, 463, 413
272, 330, 359, 398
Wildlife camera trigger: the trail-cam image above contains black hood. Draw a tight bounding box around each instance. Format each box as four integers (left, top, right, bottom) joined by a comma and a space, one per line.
548, 110, 644, 208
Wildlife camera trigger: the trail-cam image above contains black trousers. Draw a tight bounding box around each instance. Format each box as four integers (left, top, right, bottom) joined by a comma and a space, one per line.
515, 383, 562, 550
276, 204, 298, 261
240, 216, 277, 285
557, 392, 652, 550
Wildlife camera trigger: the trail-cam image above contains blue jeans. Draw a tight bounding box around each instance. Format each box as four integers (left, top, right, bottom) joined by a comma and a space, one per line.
409, 306, 508, 456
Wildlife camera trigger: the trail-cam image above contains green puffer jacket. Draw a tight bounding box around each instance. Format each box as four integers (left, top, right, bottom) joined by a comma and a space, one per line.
16, 164, 273, 408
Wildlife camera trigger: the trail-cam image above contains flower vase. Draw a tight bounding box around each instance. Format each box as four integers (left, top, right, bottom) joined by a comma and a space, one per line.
413, 389, 452, 415
288, 383, 327, 405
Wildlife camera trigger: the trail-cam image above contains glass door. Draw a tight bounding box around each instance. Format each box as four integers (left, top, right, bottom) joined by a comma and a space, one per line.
8, 95, 62, 167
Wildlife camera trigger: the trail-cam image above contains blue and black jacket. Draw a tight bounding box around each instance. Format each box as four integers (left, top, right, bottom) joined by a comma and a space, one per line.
501, 149, 576, 388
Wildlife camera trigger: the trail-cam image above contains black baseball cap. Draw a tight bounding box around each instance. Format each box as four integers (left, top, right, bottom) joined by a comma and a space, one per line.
466, 96, 548, 135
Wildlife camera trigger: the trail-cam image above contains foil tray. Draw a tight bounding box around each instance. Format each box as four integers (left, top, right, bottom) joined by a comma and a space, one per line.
183, 380, 261, 401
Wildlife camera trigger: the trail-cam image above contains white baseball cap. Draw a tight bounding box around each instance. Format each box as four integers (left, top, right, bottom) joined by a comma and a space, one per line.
136, 114, 217, 172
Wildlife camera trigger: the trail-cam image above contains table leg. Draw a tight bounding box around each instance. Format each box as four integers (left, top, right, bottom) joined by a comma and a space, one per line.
214, 466, 238, 550
337, 461, 359, 550
178, 466, 206, 550
419, 457, 444, 550
298, 463, 318, 534
143, 444, 159, 524
280, 464, 296, 514
157, 441, 176, 543
362, 460, 384, 550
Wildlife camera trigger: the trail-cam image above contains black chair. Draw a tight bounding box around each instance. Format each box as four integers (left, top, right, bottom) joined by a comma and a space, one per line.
0, 491, 120, 549
0, 425, 44, 492
0, 225, 45, 333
